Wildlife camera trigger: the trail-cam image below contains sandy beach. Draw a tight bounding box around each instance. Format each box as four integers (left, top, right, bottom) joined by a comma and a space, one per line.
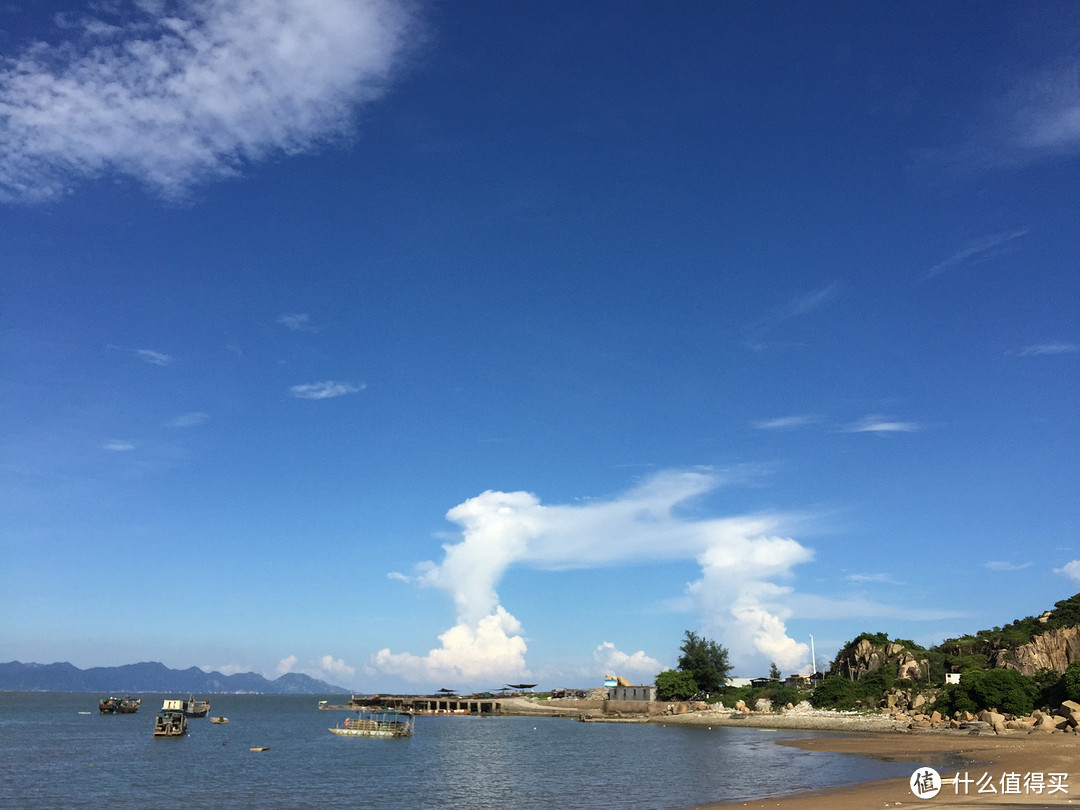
657, 712, 1080, 808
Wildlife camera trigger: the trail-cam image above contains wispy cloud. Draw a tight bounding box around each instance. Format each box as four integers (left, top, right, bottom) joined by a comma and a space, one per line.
289, 380, 365, 399
746, 282, 842, 351
0, 0, 420, 203
1012, 342, 1079, 357
780, 282, 842, 319
997, 59, 1080, 166
137, 349, 173, 366
924, 230, 1029, 279
168, 411, 210, 428
842, 415, 921, 434
983, 561, 1033, 572
277, 313, 317, 332
847, 572, 904, 585
754, 415, 819, 430
374, 470, 817, 684
102, 441, 135, 451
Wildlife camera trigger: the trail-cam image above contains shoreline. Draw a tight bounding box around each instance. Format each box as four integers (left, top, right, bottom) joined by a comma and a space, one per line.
653, 710, 1080, 808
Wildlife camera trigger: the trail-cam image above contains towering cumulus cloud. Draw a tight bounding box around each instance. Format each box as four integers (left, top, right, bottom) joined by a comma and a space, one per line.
0, 0, 418, 203
373, 470, 814, 684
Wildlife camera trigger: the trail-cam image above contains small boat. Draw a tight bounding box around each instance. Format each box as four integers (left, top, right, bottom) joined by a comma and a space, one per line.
209, 716, 229, 724
99, 696, 141, 714
182, 696, 210, 717
330, 709, 414, 738
153, 709, 188, 737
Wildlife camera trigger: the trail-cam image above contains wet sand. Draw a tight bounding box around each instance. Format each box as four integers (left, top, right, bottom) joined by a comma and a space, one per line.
660, 713, 1080, 809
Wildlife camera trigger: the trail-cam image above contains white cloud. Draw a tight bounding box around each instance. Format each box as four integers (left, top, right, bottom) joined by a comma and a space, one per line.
847, 572, 903, 584
843, 414, 921, 434
373, 607, 530, 685
924, 230, 1028, 279
210, 662, 251, 676
782, 282, 842, 318
371, 470, 818, 683
168, 411, 210, 427
276, 654, 298, 675
277, 313, 316, 332
983, 561, 1033, 572
137, 348, 173, 366
592, 642, 662, 679
102, 440, 135, 451
1055, 560, 1080, 582
319, 655, 355, 680
999, 60, 1080, 165
0, 0, 420, 203
289, 380, 365, 399
1014, 342, 1079, 357
754, 415, 818, 430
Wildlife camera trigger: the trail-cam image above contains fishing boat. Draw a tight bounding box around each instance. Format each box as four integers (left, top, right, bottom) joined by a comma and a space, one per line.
99, 696, 141, 714
182, 696, 211, 717
209, 716, 229, 724
329, 709, 414, 738
153, 708, 188, 737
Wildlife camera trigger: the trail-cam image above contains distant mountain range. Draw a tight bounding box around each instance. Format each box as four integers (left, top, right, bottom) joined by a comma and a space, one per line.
0, 661, 351, 694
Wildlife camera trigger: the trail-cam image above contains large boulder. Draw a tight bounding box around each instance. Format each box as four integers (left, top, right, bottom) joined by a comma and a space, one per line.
1059, 700, 1080, 728
978, 709, 1007, 734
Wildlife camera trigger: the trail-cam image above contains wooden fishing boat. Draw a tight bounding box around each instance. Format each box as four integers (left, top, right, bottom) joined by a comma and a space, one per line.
209, 716, 229, 724
99, 696, 141, 714
182, 696, 210, 717
153, 709, 188, 737
329, 709, 414, 738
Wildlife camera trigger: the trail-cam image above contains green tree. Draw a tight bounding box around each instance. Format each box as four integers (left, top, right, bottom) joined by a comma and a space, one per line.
1063, 660, 1080, 702
769, 662, 781, 681
677, 630, 732, 695
655, 669, 698, 701
939, 668, 1036, 716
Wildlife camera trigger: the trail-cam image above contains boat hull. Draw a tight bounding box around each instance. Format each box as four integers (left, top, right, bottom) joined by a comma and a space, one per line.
329, 726, 411, 738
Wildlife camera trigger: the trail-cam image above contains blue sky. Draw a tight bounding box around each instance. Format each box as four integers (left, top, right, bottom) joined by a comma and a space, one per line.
2, 1, 1078, 693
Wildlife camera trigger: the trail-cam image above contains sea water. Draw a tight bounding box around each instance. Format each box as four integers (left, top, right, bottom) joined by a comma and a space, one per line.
0, 693, 916, 809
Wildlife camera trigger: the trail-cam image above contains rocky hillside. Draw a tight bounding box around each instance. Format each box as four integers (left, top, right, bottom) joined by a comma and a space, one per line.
982, 626, 1080, 675
831, 593, 1080, 683
830, 635, 929, 681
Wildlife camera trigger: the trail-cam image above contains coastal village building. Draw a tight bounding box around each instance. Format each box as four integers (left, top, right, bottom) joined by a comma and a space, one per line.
608, 684, 655, 702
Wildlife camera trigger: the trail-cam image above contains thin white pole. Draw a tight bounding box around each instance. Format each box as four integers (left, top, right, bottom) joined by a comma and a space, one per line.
810, 634, 816, 675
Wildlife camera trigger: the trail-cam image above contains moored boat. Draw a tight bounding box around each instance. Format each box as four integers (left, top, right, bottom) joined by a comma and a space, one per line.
182, 696, 210, 717
329, 709, 414, 738
99, 696, 141, 714
153, 708, 188, 737
209, 715, 229, 724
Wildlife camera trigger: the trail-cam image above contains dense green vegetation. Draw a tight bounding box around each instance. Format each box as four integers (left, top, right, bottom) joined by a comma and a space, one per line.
654, 594, 1080, 715
654, 630, 732, 700
810, 593, 1080, 715
655, 668, 698, 701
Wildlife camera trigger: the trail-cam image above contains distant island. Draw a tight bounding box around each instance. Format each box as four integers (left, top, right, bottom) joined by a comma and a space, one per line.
0, 660, 350, 694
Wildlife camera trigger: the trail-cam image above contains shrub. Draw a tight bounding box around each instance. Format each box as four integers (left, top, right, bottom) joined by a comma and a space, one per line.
810, 676, 859, 710
655, 669, 698, 701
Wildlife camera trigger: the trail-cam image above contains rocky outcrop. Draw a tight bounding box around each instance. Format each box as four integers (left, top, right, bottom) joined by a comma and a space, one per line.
991, 626, 1080, 675
833, 638, 928, 681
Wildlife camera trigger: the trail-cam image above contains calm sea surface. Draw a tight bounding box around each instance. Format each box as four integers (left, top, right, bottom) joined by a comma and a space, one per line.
1, 693, 916, 809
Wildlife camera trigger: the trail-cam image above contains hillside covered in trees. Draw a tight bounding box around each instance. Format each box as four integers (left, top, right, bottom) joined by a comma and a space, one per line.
809, 592, 1080, 716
